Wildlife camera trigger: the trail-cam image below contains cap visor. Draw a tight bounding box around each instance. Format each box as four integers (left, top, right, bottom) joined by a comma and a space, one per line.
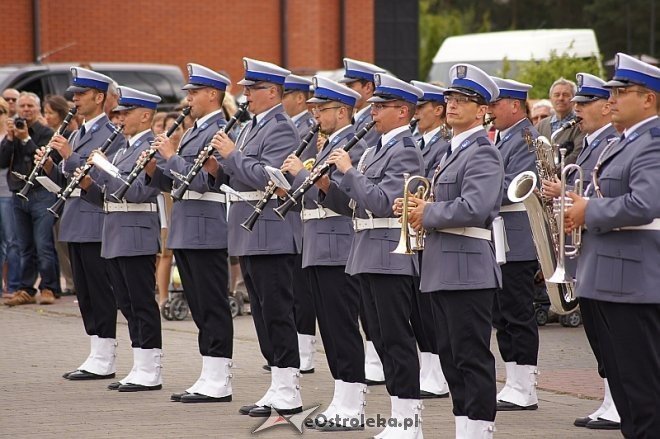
571, 95, 602, 103
237, 78, 256, 86
307, 97, 332, 104
67, 85, 91, 93
338, 77, 360, 84
367, 95, 397, 103
113, 104, 137, 112
603, 79, 628, 88
182, 83, 207, 90
445, 87, 479, 98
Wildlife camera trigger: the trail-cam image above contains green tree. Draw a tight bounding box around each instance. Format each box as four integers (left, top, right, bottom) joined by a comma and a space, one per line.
515, 50, 603, 99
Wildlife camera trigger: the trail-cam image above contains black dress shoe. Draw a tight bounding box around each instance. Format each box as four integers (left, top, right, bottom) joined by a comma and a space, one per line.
496, 400, 538, 411
262, 365, 271, 371
180, 393, 232, 403
107, 381, 122, 390
171, 391, 190, 402
420, 390, 450, 399
249, 405, 302, 417
300, 368, 315, 374
117, 383, 162, 392
62, 369, 78, 379
365, 378, 385, 386
573, 416, 593, 427
66, 370, 116, 381
586, 418, 620, 430
239, 404, 260, 415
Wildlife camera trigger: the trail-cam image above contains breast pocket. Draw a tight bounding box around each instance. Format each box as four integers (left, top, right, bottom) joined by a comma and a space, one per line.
363, 165, 385, 181
598, 165, 624, 196
595, 244, 643, 295
434, 171, 457, 202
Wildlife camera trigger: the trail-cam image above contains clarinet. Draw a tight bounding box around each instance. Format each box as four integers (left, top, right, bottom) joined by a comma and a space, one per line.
16, 107, 78, 201
273, 120, 376, 219
241, 123, 320, 232
47, 124, 124, 218
110, 106, 191, 201
170, 103, 248, 201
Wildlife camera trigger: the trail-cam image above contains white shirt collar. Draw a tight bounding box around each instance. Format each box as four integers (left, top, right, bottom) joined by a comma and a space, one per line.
82, 112, 106, 132
422, 126, 442, 145
291, 110, 309, 123
585, 123, 612, 145
380, 125, 410, 146
623, 115, 659, 139
450, 124, 484, 152
255, 104, 283, 124
194, 108, 223, 129
354, 105, 371, 121
497, 117, 526, 140
328, 124, 352, 144
129, 129, 152, 147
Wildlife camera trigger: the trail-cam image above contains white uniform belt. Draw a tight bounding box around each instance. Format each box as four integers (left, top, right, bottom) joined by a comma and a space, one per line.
437, 226, 492, 241
227, 191, 274, 202
182, 191, 226, 203
104, 202, 157, 213
500, 203, 526, 213
353, 217, 402, 232
70, 188, 81, 198
301, 207, 341, 221
615, 218, 660, 232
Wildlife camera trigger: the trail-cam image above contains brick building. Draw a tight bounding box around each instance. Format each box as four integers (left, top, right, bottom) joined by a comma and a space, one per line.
2, 0, 375, 85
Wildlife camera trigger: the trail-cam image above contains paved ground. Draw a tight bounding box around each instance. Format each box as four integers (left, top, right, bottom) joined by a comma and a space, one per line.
1, 296, 621, 438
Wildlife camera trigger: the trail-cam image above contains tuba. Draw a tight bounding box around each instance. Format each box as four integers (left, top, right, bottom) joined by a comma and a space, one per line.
507, 130, 578, 314
392, 173, 431, 255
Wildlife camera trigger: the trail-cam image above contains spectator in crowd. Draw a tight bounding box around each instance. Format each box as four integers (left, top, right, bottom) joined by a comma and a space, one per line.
0, 97, 21, 298
536, 78, 585, 164
0, 92, 60, 306
2, 89, 20, 118
530, 99, 554, 126
152, 112, 167, 135
44, 95, 77, 296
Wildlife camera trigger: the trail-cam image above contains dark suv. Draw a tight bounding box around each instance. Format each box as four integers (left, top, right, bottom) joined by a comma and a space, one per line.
0, 62, 186, 111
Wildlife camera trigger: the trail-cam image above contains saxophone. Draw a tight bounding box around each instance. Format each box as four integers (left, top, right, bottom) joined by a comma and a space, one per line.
507, 128, 578, 315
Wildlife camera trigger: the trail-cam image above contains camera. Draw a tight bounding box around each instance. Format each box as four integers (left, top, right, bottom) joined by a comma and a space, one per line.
14, 118, 26, 129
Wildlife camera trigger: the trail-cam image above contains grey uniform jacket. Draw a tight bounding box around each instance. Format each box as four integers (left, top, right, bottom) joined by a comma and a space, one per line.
82, 131, 160, 259
147, 112, 229, 250
420, 128, 504, 292
292, 127, 367, 268
497, 118, 538, 262
320, 127, 424, 276
418, 131, 451, 179
56, 115, 126, 243
537, 115, 586, 165
218, 104, 301, 256
576, 117, 660, 304
295, 111, 319, 162
354, 107, 380, 149
567, 124, 618, 187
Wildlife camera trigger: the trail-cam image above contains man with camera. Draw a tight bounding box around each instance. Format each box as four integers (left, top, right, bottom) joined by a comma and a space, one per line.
0, 92, 60, 306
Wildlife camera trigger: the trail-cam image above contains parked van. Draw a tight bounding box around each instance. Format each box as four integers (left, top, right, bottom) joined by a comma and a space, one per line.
0, 62, 185, 111
427, 29, 601, 84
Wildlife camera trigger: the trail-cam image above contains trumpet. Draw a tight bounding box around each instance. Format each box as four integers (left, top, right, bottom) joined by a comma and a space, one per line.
392, 174, 431, 254
548, 147, 584, 284
110, 106, 191, 202
171, 103, 248, 201
240, 123, 320, 232
16, 107, 78, 201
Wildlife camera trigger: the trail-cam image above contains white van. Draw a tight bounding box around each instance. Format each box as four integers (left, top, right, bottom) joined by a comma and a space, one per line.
427, 29, 601, 84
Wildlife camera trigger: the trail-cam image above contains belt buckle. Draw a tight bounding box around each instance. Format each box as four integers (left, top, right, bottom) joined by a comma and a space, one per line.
317, 206, 326, 219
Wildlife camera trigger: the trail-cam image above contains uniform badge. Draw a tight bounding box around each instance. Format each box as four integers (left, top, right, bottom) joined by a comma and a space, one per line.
187, 64, 193, 76
460, 138, 471, 149
457, 65, 468, 79
577, 74, 584, 89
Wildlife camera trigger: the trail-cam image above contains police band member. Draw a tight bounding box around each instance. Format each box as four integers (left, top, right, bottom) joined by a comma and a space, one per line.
146, 64, 234, 403
403, 64, 503, 438
541, 72, 620, 430
280, 76, 367, 431
78, 86, 163, 392
282, 74, 318, 374
564, 53, 660, 438
209, 58, 303, 417
408, 80, 451, 400
43, 67, 125, 381
321, 73, 425, 438
338, 57, 387, 385
488, 77, 540, 411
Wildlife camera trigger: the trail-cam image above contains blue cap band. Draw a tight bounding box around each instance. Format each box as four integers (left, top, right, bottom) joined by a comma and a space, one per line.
344, 68, 374, 82
577, 86, 609, 99
245, 70, 286, 85
421, 92, 445, 103
375, 86, 418, 104
188, 75, 227, 90
118, 97, 158, 110
284, 82, 310, 92
72, 77, 109, 92
614, 68, 660, 92
451, 78, 491, 102
497, 89, 527, 100
314, 87, 356, 107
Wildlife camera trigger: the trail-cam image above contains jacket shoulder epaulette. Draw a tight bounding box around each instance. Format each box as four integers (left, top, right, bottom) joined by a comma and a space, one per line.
650, 127, 660, 138
476, 137, 492, 146
403, 137, 416, 148
274, 113, 288, 123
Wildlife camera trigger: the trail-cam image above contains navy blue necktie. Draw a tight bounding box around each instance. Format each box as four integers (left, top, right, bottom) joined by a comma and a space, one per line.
375, 139, 383, 154
418, 137, 425, 150
79, 125, 86, 139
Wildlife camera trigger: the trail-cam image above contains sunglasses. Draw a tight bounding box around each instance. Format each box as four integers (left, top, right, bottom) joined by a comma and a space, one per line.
3, 97, 17, 103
